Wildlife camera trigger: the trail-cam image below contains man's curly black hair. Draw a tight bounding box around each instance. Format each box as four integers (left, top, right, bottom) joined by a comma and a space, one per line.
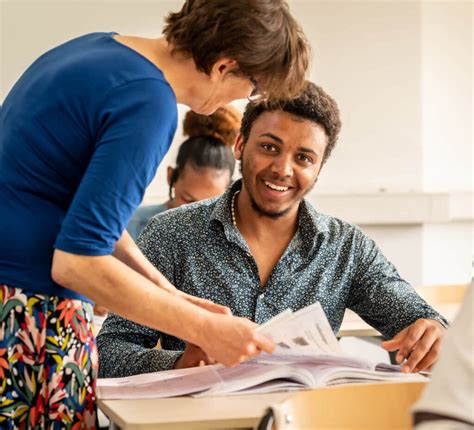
240, 81, 342, 164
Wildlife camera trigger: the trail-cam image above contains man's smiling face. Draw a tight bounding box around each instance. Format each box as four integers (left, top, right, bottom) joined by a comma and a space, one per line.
234, 110, 328, 219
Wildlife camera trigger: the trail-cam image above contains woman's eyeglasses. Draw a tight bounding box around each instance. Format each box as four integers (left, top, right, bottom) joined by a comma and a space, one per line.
247, 76, 267, 103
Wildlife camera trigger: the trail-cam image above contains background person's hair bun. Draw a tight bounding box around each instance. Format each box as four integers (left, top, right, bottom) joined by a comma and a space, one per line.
183, 105, 242, 147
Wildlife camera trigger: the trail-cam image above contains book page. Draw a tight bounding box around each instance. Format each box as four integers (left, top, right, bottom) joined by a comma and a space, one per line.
197, 362, 311, 397
259, 302, 342, 354
252, 349, 372, 370
97, 365, 222, 400
97, 301, 387, 401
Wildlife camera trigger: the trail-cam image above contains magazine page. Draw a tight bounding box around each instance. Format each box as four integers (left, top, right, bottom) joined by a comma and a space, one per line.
196, 349, 378, 398
197, 361, 314, 397
299, 363, 427, 388
97, 364, 222, 400
252, 348, 373, 371
194, 354, 422, 398
258, 302, 342, 354
97, 301, 413, 401
219, 379, 304, 396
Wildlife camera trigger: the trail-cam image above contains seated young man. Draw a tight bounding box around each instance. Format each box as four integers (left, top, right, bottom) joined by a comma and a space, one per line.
97, 82, 447, 377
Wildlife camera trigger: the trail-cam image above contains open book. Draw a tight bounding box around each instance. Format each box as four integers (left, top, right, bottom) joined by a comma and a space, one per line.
98, 303, 426, 400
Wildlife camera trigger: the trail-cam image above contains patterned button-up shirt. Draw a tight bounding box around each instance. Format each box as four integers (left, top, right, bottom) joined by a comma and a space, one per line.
97, 180, 446, 378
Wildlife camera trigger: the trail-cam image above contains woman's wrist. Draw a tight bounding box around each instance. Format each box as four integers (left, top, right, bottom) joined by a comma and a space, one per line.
182, 307, 212, 348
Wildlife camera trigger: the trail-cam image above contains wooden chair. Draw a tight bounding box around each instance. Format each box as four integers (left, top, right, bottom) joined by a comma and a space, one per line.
256, 381, 427, 430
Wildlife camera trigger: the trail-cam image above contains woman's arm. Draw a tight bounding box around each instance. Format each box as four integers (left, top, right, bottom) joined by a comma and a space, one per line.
113, 230, 231, 314
113, 229, 177, 292
51, 249, 274, 367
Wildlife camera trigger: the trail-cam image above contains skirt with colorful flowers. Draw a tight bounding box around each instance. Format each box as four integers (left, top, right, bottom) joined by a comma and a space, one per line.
0, 284, 97, 429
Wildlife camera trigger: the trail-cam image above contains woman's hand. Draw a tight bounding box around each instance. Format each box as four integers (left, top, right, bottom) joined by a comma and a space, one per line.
196, 313, 275, 367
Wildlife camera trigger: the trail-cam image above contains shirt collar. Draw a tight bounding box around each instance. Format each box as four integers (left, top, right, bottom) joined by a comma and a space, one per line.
210, 180, 241, 227
297, 198, 330, 254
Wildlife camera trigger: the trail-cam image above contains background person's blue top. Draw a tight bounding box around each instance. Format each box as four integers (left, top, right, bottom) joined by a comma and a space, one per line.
127, 202, 169, 240
0, 32, 178, 301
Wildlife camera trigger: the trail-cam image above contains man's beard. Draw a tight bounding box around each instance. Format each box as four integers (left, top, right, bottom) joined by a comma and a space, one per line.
248, 190, 292, 219
239, 150, 316, 220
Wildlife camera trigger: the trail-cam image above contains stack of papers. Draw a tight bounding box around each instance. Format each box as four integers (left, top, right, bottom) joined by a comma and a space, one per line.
98, 303, 426, 400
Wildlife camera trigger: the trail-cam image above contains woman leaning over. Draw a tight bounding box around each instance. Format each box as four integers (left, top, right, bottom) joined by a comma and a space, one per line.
0, 0, 309, 427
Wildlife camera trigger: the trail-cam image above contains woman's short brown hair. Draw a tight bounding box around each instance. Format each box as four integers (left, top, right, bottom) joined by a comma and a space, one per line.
163, 0, 310, 101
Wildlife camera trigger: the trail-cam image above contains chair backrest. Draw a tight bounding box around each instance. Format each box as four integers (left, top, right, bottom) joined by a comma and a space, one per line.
257, 381, 427, 430
415, 283, 469, 305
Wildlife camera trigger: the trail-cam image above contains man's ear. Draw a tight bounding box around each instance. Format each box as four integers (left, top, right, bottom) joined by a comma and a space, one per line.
166, 166, 174, 186
209, 58, 239, 82
234, 134, 244, 160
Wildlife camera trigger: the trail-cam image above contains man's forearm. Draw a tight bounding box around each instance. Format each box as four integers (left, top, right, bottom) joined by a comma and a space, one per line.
97, 334, 182, 377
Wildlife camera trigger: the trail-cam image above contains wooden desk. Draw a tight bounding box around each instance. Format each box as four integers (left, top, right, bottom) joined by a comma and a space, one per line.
98, 392, 290, 430
338, 303, 460, 338
338, 309, 381, 337
98, 302, 462, 428
97, 380, 429, 430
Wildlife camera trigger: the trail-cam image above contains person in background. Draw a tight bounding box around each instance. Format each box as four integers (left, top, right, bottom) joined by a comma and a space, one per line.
98, 82, 446, 377
0, 0, 308, 426
128, 105, 240, 239
413, 283, 473, 429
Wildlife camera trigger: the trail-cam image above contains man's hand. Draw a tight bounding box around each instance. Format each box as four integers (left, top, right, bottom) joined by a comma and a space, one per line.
197, 314, 275, 367
381, 318, 446, 373
93, 305, 108, 316
173, 344, 216, 370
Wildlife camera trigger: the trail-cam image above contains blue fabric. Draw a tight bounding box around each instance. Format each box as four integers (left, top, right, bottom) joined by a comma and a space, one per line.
0, 33, 177, 301
127, 203, 169, 240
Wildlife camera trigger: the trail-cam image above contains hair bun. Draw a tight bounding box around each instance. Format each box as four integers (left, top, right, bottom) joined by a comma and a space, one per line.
183, 105, 242, 147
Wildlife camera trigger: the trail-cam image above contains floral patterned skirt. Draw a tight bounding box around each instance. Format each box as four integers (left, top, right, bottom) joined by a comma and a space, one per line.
0, 285, 97, 429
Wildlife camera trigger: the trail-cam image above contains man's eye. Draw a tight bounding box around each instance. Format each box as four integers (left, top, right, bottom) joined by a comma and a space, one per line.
261, 144, 277, 152
297, 154, 313, 164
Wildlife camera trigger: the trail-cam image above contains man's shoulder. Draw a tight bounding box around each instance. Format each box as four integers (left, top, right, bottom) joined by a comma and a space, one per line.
149, 197, 219, 233
303, 200, 363, 238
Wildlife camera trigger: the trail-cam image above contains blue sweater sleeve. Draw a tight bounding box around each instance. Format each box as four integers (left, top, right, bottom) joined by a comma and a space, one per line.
55, 79, 177, 255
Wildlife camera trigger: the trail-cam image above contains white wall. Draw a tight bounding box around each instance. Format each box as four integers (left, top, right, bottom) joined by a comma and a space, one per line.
359, 224, 424, 285
421, 1, 473, 193
1, 0, 182, 97
418, 1, 473, 285
2, 1, 471, 195
0, 0, 431, 196
1, 0, 472, 286
295, 0, 424, 194
422, 222, 474, 285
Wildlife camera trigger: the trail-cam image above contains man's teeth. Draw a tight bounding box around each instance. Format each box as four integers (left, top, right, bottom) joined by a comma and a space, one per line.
264, 181, 289, 192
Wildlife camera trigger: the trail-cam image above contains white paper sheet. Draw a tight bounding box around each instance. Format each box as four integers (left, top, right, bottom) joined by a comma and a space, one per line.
258, 302, 342, 354
97, 365, 222, 399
